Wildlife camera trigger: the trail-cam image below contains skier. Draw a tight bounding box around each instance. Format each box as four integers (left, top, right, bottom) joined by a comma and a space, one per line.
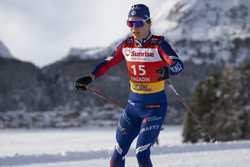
74, 4, 184, 167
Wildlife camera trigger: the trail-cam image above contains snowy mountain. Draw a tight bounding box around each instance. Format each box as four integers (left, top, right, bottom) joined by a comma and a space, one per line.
67, 47, 105, 60
153, 0, 250, 65
0, 41, 14, 59
0, 58, 52, 114
64, 37, 124, 61
154, 0, 250, 40
0, 41, 52, 115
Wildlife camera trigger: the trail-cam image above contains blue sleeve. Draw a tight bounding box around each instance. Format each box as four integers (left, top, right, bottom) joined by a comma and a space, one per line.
91, 42, 124, 78
159, 38, 184, 75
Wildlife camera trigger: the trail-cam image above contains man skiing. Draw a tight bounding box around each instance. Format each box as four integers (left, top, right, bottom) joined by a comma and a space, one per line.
74, 4, 184, 167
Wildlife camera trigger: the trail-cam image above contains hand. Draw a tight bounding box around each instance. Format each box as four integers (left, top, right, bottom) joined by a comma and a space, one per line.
74, 75, 93, 90
156, 66, 169, 80
169, 61, 184, 75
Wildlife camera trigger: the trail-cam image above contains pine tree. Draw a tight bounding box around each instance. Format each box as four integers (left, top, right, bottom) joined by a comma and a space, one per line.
183, 62, 250, 142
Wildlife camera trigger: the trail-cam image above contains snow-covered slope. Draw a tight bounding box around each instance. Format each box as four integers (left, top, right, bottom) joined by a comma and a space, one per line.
153, 0, 250, 66
153, 0, 250, 40
67, 47, 105, 60
0, 41, 14, 59
65, 38, 123, 60
1, 126, 250, 167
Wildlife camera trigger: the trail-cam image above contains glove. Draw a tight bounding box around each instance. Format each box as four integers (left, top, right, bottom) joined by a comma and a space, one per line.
156, 66, 169, 80
74, 75, 94, 90
169, 61, 184, 75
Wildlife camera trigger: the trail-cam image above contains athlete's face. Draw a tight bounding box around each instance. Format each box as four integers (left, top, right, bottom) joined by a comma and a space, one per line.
127, 17, 151, 41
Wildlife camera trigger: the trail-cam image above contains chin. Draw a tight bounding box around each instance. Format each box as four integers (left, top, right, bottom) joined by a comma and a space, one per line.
133, 34, 142, 40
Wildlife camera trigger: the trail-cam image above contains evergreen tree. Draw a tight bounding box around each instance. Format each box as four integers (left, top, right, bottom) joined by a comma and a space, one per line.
183, 62, 250, 142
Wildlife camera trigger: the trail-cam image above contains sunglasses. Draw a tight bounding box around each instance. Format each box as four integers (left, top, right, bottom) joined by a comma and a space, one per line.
127, 19, 146, 28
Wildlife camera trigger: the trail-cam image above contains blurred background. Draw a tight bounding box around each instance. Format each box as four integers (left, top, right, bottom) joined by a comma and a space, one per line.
0, 0, 250, 143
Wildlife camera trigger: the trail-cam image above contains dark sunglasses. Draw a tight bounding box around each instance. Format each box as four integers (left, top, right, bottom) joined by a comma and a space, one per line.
127, 19, 146, 28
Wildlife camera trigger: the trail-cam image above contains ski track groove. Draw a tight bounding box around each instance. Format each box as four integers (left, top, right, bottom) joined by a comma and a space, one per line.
1, 141, 250, 166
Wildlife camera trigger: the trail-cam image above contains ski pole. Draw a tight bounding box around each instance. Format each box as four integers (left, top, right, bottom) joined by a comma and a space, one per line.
87, 86, 163, 146
86, 86, 125, 109
166, 79, 216, 142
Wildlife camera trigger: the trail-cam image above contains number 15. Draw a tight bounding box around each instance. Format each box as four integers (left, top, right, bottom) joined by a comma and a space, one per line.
131, 65, 146, 76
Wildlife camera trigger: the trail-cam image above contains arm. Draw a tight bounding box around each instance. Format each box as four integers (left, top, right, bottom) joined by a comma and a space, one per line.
158, 38, 184, 75
91, 43, 124, 78
74, 43, 124, 90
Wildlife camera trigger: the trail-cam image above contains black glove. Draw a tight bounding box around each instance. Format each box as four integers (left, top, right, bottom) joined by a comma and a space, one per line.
74, 75, 93, 90
156, 66, 169, 80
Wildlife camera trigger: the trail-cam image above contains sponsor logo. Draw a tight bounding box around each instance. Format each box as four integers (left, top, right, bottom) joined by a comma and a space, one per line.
132, 84, 152, 92
124, 50, 131, 57
131, 10, 136, 16
124, 50, 154, 57
144, 104, 161, 109
170, 62, 183, 73
140, 125, 160, 134
143, 116, 162, 123
131, 76, 150, 82
123, 48, 161, 62
131, 50, 154, 57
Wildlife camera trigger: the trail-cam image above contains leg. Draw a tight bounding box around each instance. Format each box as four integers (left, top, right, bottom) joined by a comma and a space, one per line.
110, 109, 142, 167
136, 103, 167, 167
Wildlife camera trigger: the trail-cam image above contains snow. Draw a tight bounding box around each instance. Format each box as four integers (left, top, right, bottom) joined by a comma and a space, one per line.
235, 48, 250, 66
153, 0, 250, 41
0, 106, 121, 128
0, 41, 13, 59
67, 47, 105, 60
1, 126, 250, 167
